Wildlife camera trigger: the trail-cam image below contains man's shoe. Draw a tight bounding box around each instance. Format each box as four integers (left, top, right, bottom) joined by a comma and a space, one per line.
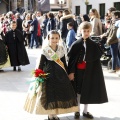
36, 46, 39, 49
13, 66, 16, 71
74, 112, 80, 119
0, 70, 4, 72
53, 117, 60, 120
18, 67, 21, 72
83, 112, 94, 119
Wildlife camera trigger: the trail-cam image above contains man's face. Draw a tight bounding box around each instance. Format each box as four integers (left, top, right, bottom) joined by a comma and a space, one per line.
80, 28, 91, 39
10, 23, 17, 30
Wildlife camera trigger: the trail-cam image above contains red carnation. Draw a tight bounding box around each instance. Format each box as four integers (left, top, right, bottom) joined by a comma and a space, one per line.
34, 69, 45, 77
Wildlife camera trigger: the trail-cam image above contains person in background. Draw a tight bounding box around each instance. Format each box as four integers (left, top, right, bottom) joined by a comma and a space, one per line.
36, 11, 44, 45
15, 13, 23, 32
21, 12, 27, 20
30, 14, 39, 49
36, 11, 44, 27
100, 11, 120, 73
37, 21, 43, 46
42, 13, 48, 39
76, 15, 82, 25
115, 11, 120, 76
5, 21, 30, 71
0, 34, 10, 72
22, 14, 32, 47
89, 8, 102, 36
76, 14, 90, 37
46, 12, 56, 34
60, 10, 74, 42
66, 22, 76, 50
80, 14, 90, 22
73, 14, 78, 33
104, 13, 111, 32
107, 7, 116, 20
56, 10, 63, 30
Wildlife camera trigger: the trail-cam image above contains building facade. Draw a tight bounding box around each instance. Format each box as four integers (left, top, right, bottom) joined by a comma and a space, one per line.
0, 0, 9, 14
50, 0, 72, 12
72, 0, 120, 18
0, 0, 72, 14
0, 0, 37, 14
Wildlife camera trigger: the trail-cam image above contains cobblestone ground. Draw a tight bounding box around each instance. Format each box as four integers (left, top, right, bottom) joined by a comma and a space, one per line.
0, 48, 120, 120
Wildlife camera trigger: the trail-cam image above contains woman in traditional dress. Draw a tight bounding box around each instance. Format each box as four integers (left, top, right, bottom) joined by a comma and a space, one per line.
0, 32, 10, 71
24, 30, 78, 120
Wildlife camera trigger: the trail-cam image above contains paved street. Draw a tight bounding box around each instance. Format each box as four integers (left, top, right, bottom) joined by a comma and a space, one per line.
0, 48, 120, 120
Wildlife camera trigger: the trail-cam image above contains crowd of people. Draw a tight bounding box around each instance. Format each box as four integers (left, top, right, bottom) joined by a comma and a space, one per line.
0, 7, 120, 74
0, 6, 120, 120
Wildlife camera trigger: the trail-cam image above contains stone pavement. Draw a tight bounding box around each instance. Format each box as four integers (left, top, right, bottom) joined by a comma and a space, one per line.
0, 48, 120, 120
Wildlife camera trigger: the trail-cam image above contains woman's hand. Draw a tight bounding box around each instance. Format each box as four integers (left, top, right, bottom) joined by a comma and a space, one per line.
68, 73, 74, 81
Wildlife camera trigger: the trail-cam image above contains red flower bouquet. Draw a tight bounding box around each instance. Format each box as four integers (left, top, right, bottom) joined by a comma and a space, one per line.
34, 69, 45, 77
29, 69, 49, 97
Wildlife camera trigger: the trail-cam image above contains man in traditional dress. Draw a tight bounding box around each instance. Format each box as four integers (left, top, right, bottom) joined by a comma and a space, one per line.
5, 21, 30, 71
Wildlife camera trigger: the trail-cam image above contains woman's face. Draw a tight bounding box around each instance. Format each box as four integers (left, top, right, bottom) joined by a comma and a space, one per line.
48, 34, 60, 46
89, 10, 94, 17
26, 15, 30, 20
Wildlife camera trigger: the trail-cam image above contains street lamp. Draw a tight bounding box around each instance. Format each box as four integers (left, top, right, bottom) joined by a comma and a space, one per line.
85, 0, 89, 5
57, 0, 66, 10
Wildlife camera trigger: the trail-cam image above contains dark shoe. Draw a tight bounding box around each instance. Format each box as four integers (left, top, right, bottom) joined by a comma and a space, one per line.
13, 66, 16, 71
0, 70, 4, 72
48, 116, 54, 120
36, 46, 39, 49
74, 112, 80, 119
83, 112, 94, 119
53, 117, 60, 120
18, 67, 21, 72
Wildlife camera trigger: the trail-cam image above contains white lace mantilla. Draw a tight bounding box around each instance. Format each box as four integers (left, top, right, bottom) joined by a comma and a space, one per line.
42, 45, 65, 61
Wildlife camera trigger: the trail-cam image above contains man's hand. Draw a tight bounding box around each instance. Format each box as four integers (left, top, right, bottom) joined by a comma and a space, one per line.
68, 73, 74, 81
